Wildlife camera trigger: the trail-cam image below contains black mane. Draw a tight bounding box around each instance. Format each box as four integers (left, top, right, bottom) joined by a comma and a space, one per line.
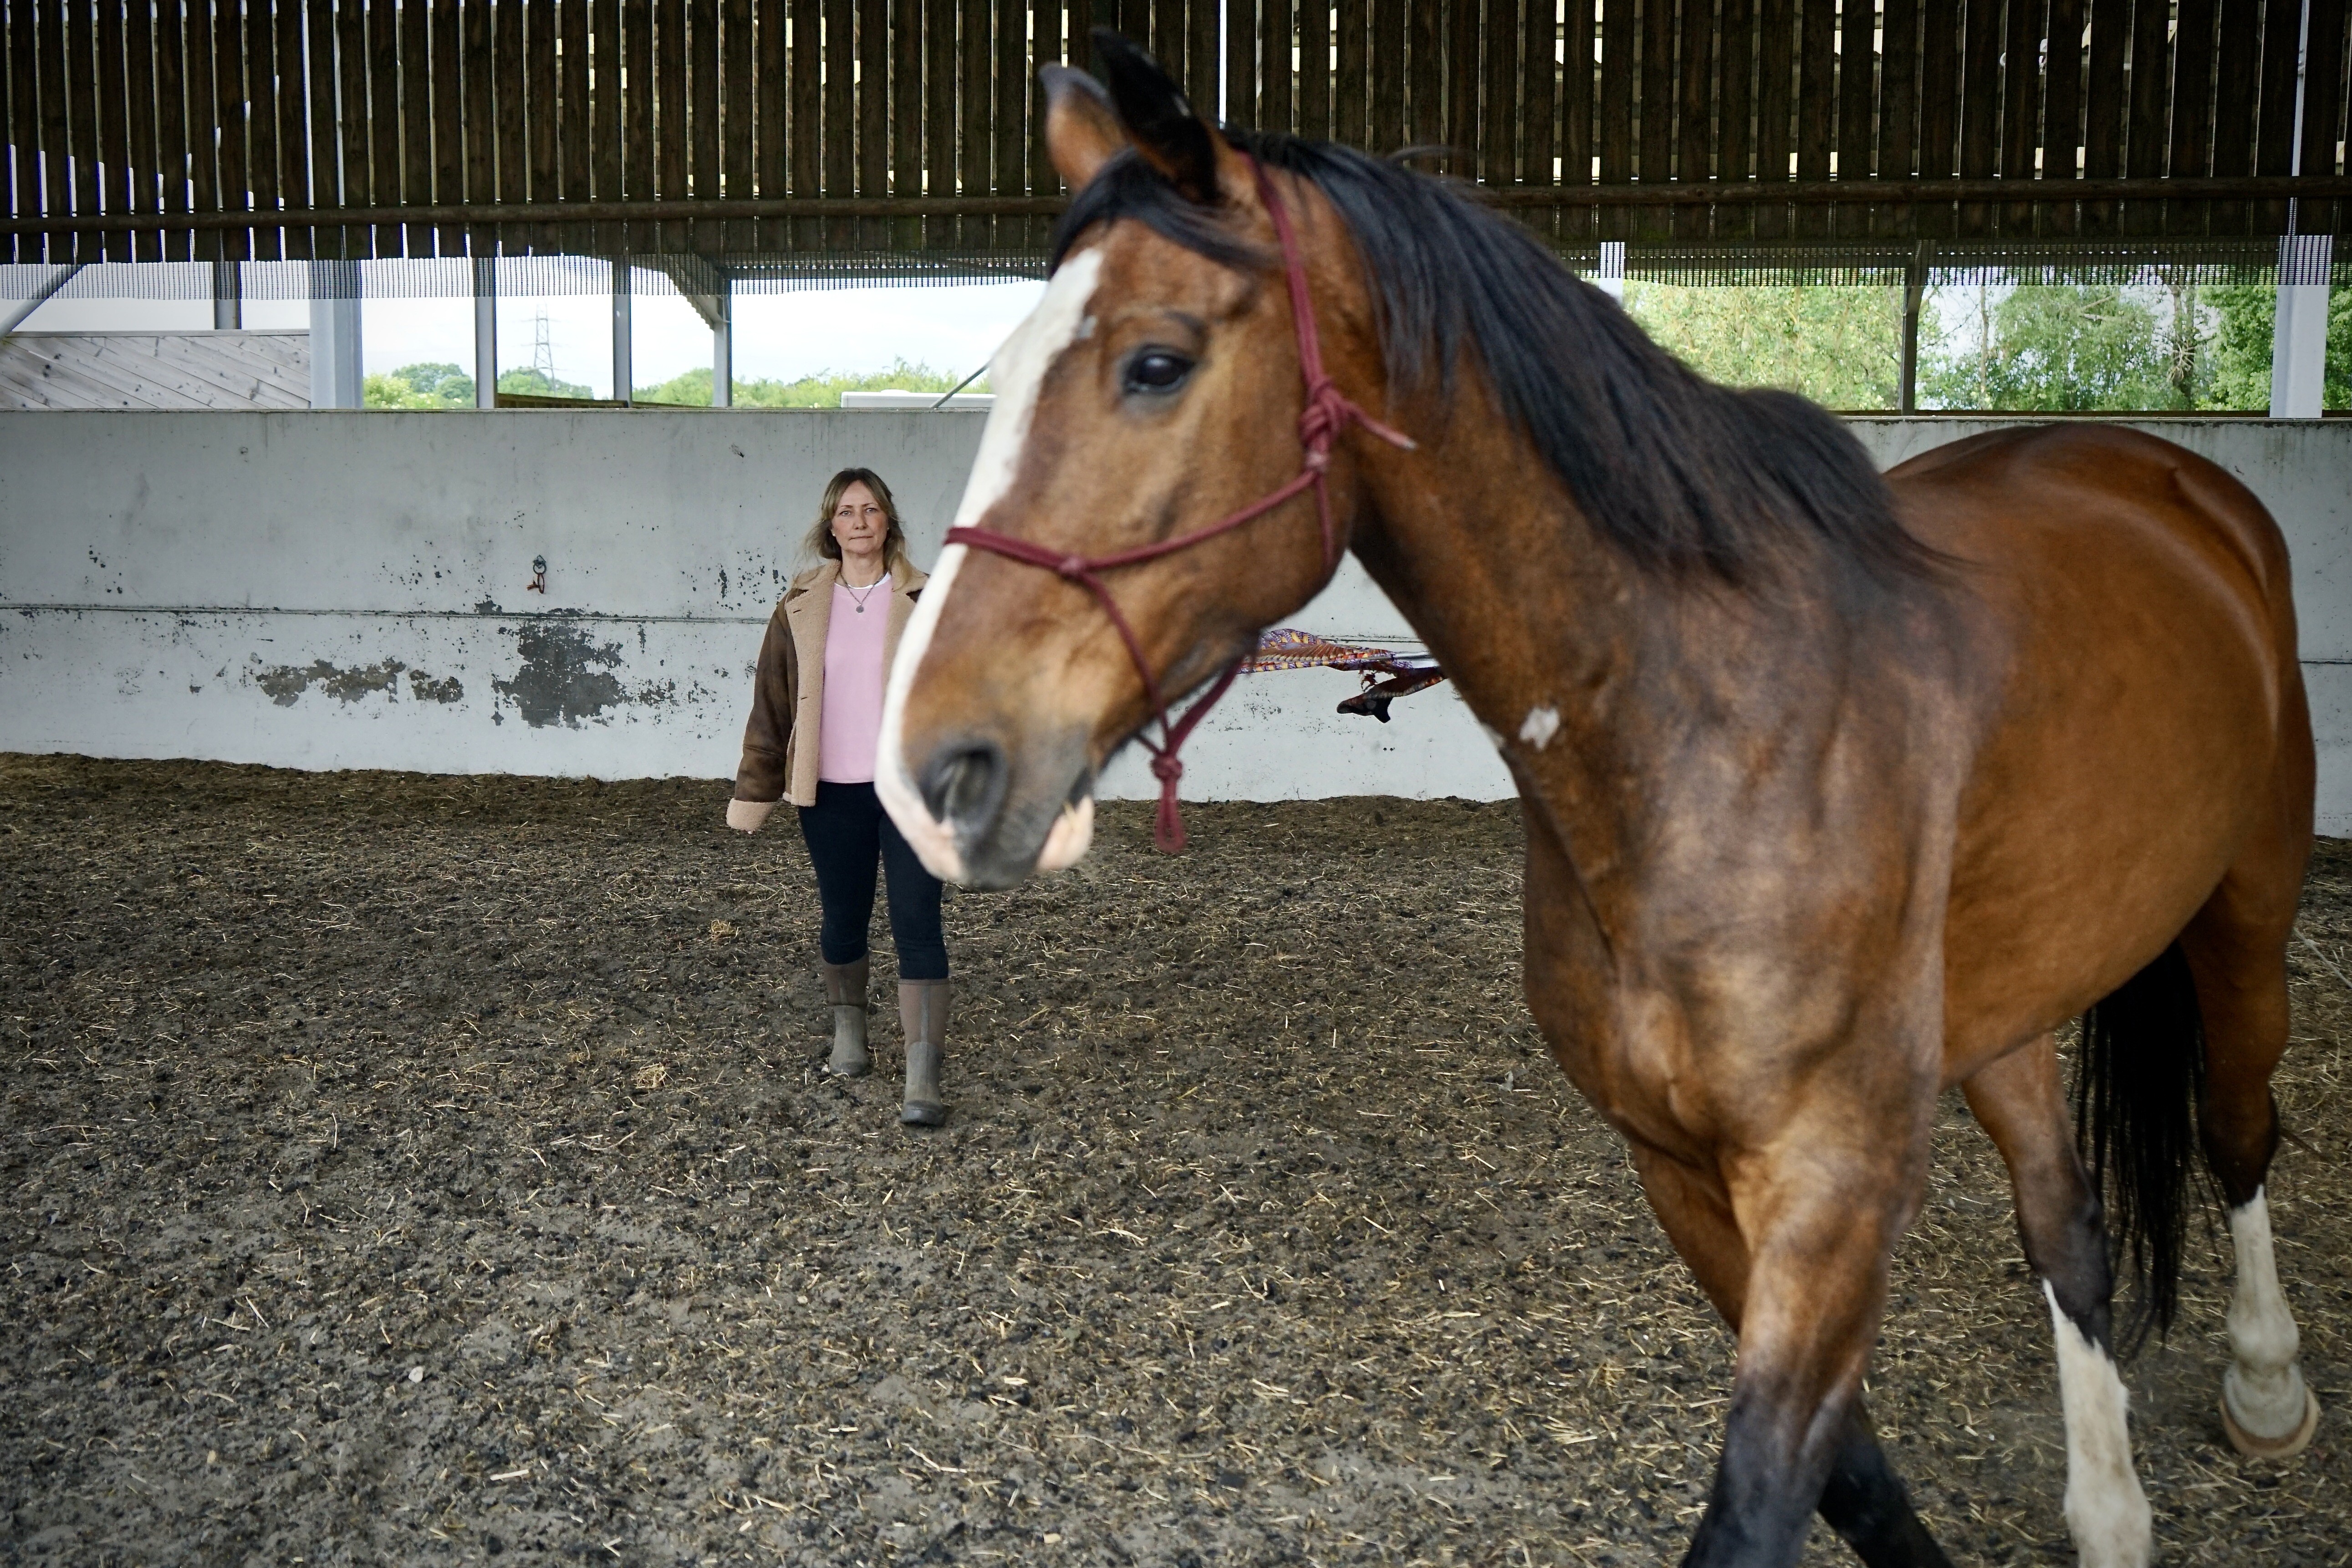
1050, 131, 1934, 590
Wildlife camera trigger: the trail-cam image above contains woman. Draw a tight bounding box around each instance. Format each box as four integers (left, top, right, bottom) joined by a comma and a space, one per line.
725, 468, 951, 1127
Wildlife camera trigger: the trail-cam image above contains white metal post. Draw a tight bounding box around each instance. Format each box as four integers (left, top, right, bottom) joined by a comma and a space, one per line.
2271, 235, 2334, 419
474, 256, 498, 409
613, 261, 633, 405
711, 273, 733, 407
307, 262, 364, 409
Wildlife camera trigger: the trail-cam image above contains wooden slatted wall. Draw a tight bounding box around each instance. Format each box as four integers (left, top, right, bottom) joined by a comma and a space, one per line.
5, 0, 2350, 265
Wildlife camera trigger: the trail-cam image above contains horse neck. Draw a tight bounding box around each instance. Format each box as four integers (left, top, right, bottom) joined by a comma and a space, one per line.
1346, 412, 1787, 858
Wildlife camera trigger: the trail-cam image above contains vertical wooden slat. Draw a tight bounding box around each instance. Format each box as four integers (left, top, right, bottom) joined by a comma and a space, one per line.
2082, 0, 2125, 233
595, 0, 626, 250
787, 0, 816, 250
2207, 0, 2259, 231
1447, 0, 1478, 177
366, 0, 399, 254
1639, 0, 1676, 239
862, 0, 888, 250
39, 0, 77, 260
331, 0, 368, 257
1601, 0, 1635, 234
495, 0, 526, 248
2040, 0, 2081, 233
952, 0, 978, 245
894, 0, 920, 252
722, 0, 753, 240
530, 0, 561, 241
128, 0, 163, 260
398, 0, 429, 254
655, 0, 684, 252
991, 0, 1019, 253
563, 0, 592, 214
1408, 0, 1443, 147
8, 0, 40, 260
1260, 0, 1291, 135
1560, 0, 1593, 240
2165, 0, 2217, 237
188, 0, 225, 258
2300, 0, 2348, 231
1304, 0, 1336, 143
276, 0, 309, 257
688, 0, 717, 249
1792, 0, 1832, 238
1839, 0, 1877, 237
1718, 0, 1756, 242
1186, 0, 1215, 134
1955, 0, 1998, 237
1678, 0, 1714, 237
311, 0, 347, 256
243, 0, 276, 258
67, 0, 104, 261
755, 0, 786, 246
469, 0, 498, 255
1754, 0, 1794, 237
1484, 0, 1520, 183
1872, 0, 1909, 233
1998, 0, 2041, 236
429, 0, 461, 252
1913, 0, 1957, 237
1336, 0, 1367, 146
1518, 0, 1552, 193
1224, 0, 1255, 130
1368, 0, 1404, 153
158, 0, 194, 260
2122, 0, 2168, 234
922, 0, 950, 247
97, 0, 132, 260
1148, 0, 1176, 71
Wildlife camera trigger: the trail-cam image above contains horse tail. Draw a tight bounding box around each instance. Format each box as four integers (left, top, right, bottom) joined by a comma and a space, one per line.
2075, 940, 2210, 1355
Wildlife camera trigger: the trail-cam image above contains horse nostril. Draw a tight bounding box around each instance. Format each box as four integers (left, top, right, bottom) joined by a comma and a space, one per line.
921, 742, 1007, 833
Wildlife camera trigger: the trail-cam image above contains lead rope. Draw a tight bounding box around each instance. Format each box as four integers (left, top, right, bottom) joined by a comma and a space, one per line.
945, 156, 1414, 853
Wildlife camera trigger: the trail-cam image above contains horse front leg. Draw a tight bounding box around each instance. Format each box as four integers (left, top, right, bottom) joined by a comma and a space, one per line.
1633, 1146, 1953, 1568
1672, 1074, 1939, 1568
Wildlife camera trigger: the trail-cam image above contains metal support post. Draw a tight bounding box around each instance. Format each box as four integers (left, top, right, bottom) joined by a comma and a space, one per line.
307, 261, 364, 408
212, 258, 240, 330
711, 271, 733, 407
613, 261, 633, 405
474, 256, 498, 409
2270, 235, 2334, 419
1900, 242, 1929, 414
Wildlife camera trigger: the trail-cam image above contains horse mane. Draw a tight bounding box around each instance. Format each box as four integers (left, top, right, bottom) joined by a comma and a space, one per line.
1050, 132, 1936, 590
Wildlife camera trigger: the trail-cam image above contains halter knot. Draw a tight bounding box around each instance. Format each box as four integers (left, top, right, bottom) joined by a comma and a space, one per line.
1056, 554, 1089, 579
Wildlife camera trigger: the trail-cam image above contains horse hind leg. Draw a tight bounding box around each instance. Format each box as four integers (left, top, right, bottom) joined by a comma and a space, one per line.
2178, 870, 2322, 1459
1963, 1037, 2151, 1568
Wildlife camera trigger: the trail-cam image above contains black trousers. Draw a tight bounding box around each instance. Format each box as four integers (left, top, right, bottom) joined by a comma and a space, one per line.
797, 781, 948, 981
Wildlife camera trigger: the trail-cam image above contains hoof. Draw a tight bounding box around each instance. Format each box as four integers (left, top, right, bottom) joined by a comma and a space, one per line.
826, 1052, 871, 1078
2222, 1386, 2319, 1461
900, 1099, 946, 1127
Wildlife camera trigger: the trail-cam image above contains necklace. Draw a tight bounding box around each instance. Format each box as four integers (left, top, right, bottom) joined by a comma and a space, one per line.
842, 573, 886, 613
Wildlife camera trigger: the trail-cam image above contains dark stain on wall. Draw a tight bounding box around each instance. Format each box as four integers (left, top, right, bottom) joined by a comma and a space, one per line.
255, 658, 407, 707
408, 670, 465, 704
493, 623, 628, 728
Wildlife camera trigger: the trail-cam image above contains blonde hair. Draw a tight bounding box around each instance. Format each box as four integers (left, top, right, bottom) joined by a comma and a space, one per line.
804, 467, 911, 574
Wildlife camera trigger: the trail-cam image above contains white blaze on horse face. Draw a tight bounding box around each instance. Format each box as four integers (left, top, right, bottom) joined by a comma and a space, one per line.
874, 249, 1107, 884
2223, 1188, 2316, 1448
1519, 705, 1561, 750
2042, 1281, 2153, 1568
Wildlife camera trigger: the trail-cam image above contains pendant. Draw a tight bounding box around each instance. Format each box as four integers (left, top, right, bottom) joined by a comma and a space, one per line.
855, 604, 865, 613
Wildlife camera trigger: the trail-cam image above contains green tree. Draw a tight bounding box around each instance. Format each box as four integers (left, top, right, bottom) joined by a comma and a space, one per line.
1920, 282, 2180, 411
1622, 284, 1903, 409
2197, 283, 2352, 411
364, 361, 474, 409
634, 358, 973, 408
495, 366, 597, 400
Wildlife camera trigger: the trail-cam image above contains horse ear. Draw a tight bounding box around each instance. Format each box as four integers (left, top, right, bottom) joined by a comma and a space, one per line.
1041, 65, 1128, 191
1090, 28, 1222, 204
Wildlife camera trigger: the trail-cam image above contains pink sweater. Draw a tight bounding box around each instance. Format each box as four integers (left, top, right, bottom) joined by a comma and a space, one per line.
817, 578, 891, 783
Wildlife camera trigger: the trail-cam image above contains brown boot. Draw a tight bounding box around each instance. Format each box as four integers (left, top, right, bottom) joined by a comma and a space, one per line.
898, 978, 950, 1126
821, 957, 870, 1077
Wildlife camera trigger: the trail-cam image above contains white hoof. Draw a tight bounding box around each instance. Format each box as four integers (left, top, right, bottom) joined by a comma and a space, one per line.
2222, 1383, 2320, 1461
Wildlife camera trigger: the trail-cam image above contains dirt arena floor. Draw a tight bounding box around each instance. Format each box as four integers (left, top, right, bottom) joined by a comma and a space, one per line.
3, 753, 2347, 1567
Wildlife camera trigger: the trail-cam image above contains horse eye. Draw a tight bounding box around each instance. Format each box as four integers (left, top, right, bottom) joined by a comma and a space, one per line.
1124, 350, 1194, 396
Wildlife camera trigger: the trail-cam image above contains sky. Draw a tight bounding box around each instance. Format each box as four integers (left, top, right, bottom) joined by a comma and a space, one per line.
11, 266, 1049, 396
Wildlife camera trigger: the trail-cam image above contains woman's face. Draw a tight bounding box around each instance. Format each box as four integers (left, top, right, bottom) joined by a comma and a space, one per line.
831, 481, 888, 562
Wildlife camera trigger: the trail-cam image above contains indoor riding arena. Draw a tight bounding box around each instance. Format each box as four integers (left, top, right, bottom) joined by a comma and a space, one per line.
6, 3, 2352, 1566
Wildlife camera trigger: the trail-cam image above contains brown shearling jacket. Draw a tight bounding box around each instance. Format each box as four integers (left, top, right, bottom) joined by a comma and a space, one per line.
726, 555, 929, 829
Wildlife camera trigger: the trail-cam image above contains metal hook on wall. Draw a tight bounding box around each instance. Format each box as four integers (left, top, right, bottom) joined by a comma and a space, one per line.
527, 555, 547, 594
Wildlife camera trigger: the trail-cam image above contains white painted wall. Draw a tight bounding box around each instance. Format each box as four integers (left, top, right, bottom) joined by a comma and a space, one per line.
4, 412, 2349, 830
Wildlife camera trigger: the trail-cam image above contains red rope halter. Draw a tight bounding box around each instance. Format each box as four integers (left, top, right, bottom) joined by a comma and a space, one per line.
944, 156, 1414, 853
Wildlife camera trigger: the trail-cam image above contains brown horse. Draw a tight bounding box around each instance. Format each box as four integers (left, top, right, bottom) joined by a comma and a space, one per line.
874, 34, 2320, 1568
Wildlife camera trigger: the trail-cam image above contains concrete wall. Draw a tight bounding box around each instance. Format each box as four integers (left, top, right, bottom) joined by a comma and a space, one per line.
5, 411, 2349, 828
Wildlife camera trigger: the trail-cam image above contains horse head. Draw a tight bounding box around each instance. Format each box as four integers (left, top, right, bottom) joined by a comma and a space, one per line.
875, 32, 1396, 890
